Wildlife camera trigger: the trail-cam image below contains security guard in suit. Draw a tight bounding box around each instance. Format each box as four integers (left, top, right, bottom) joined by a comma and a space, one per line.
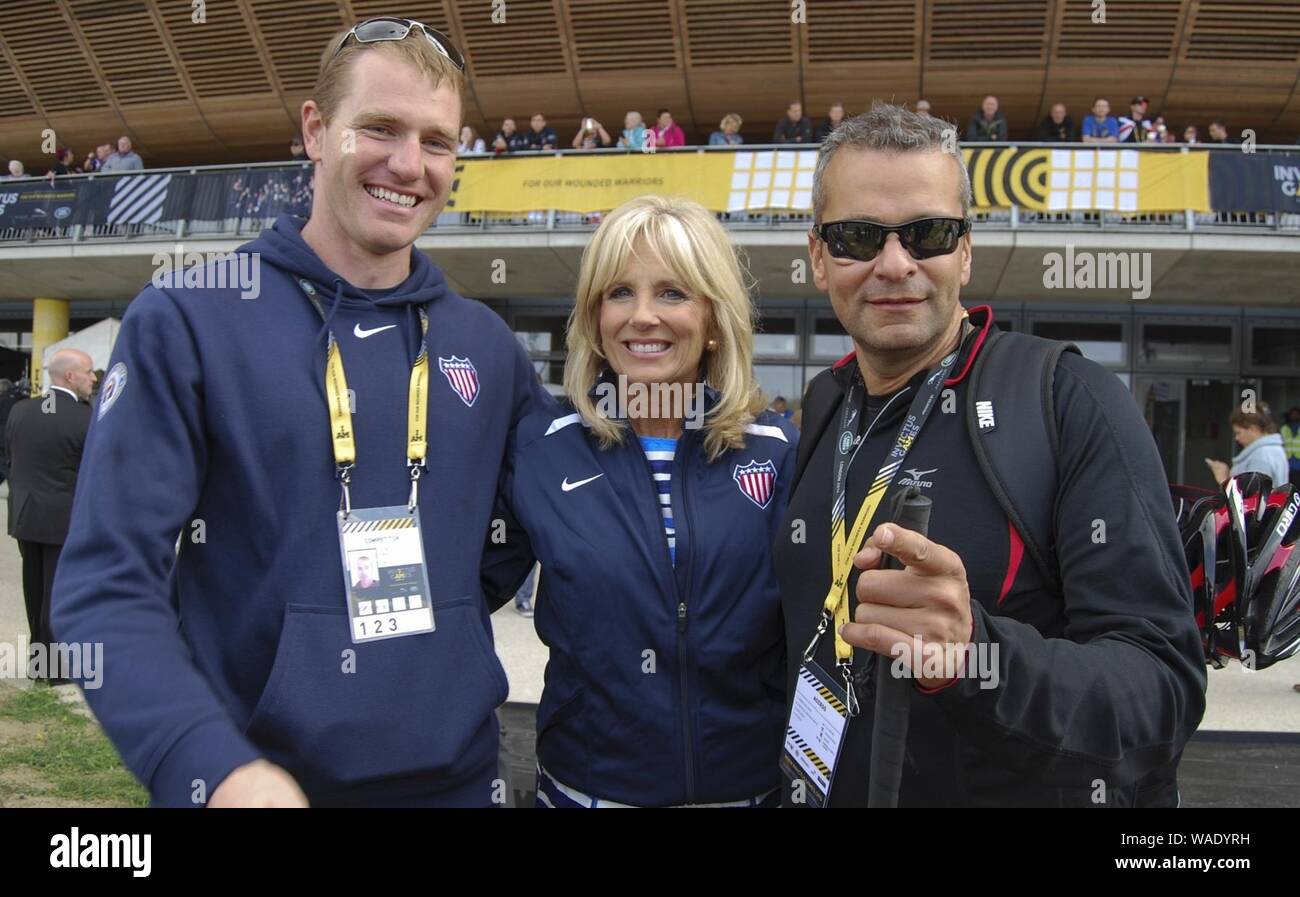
5, 349, 96, 678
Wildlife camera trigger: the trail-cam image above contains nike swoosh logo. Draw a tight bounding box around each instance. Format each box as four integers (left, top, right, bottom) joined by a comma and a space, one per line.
354, 323, 397, 338
561, 474, 604, 492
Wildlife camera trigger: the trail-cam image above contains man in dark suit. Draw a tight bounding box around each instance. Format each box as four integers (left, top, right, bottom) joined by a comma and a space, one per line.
5, 349, 96, 680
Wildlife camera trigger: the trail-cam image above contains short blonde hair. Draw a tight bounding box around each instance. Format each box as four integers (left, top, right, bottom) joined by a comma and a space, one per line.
314, 24, 467, 124
720, 113, 743, 131
564, 195, 766, 461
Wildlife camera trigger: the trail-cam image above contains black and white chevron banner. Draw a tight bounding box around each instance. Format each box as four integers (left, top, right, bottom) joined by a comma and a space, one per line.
105, 174, 172, 224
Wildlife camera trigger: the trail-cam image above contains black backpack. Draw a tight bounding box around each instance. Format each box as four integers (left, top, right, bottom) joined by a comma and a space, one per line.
795, 328, 1081, 594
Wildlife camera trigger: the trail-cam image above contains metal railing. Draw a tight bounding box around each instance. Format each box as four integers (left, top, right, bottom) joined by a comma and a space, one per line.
2, 143, 1299, 246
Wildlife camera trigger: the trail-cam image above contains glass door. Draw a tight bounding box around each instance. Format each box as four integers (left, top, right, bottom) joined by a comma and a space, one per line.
1136, 376, 1184, 484
1184, 378, 1239, 491
1134, 375, 1237, 489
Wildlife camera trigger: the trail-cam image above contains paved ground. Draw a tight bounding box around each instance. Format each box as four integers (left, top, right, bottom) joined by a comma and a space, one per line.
4, 478, 1299, 730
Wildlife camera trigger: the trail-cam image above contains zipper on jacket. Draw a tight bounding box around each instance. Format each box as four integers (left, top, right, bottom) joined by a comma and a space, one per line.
634, 429, 697, 803
675, 433, 697, 803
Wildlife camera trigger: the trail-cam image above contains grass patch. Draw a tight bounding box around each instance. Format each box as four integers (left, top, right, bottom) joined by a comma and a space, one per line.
0, 684, 148, 807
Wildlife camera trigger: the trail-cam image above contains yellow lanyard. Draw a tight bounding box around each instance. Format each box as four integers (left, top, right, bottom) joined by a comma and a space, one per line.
806, 347, 959, 711
301, 280, 430, 514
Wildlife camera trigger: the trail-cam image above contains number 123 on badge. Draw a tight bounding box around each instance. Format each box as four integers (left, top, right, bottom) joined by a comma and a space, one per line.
338, 505, 436, 643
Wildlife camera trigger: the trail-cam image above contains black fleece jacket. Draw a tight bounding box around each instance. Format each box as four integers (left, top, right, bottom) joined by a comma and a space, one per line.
775, 311, 1206, 807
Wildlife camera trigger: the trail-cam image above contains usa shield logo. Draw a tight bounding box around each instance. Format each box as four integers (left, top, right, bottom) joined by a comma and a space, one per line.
438, 355, 479, 407
733, 459, 778, 509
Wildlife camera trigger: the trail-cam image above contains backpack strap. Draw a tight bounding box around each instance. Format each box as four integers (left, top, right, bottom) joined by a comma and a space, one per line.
964, 329, 1081, 596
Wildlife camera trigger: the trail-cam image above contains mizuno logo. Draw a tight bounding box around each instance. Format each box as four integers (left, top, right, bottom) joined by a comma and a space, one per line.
561, 474, 604, 492
899, 467, 937, 488
354, 323, 397, 338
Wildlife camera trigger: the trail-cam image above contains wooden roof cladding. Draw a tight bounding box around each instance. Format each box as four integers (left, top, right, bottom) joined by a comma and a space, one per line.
2, 0, 1300, 169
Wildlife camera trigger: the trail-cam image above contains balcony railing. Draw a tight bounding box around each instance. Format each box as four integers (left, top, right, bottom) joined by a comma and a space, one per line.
2, 143, 1298, 246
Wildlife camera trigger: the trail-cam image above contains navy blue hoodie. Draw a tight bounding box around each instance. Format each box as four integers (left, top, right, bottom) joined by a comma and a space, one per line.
52, 215, 546, 806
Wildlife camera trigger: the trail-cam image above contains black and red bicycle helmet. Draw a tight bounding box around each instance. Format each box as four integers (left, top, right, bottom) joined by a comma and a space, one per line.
1175, 475, 1300, 669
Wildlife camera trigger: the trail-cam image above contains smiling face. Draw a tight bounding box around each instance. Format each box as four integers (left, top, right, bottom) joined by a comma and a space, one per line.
599, 238, 711, 389
302, 51, 460, 260
809, 148, 970, 357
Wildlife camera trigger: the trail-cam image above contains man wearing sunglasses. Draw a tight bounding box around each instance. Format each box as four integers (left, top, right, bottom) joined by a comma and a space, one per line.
773, 102, 1204, 806
53, 18, 545, 806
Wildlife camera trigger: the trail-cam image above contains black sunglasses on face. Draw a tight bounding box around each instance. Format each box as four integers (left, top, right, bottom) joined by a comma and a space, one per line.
333, 17, 465, 71
813, 217, 970, 262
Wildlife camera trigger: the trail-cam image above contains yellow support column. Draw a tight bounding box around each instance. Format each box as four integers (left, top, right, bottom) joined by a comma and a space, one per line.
31, 298, 70, 397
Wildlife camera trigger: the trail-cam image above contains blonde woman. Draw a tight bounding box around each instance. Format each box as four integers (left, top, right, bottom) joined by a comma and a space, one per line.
502, 195, 798, 807
709, 113, 744, 146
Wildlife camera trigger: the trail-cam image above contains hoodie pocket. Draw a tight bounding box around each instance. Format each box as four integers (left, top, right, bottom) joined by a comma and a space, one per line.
245, 597, 508, 787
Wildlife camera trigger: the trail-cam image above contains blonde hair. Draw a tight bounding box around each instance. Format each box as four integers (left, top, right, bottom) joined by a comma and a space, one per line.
564, 195, 766, 461
314, 25, 467, 124
720, 113, 743, 131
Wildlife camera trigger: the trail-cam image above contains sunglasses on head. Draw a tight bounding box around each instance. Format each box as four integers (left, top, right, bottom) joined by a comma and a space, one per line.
332, 17, 465, 71
813, 217, 970, 262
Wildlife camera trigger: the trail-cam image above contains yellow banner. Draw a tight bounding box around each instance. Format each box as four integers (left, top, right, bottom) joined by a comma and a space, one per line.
447, 152, 734, 213
1139, 149, 1210, 211
447, 147, 1211, 214
964, 146, 1212, 213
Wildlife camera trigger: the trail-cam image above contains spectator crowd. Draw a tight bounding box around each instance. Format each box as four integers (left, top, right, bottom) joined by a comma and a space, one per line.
464, 94, 1254, 157
0, 95, 1263, 182
3, 135, 144, 183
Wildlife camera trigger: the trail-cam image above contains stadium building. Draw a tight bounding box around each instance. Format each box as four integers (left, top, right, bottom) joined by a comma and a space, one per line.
1, 1, 1299, 491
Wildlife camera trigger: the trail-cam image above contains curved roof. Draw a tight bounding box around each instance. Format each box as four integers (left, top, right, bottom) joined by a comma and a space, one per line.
2, 0, 1298, 166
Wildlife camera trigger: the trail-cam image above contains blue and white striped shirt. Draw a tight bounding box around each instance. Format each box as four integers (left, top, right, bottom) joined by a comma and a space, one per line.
639, 436, 677, 565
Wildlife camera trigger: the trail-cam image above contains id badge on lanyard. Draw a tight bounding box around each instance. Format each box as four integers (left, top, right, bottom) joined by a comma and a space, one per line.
781, 345, 958, 805
300, 279, 437, 644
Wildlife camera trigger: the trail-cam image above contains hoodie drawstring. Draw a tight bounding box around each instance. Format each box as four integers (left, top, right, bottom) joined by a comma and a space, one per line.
316, 277, 345, 344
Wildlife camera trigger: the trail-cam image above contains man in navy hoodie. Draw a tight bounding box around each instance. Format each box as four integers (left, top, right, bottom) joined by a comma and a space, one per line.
51, 19, 544, 806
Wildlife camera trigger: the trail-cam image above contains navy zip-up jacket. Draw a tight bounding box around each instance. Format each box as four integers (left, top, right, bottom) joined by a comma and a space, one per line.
51, 215, 547, 806
503, 392, 799, 805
